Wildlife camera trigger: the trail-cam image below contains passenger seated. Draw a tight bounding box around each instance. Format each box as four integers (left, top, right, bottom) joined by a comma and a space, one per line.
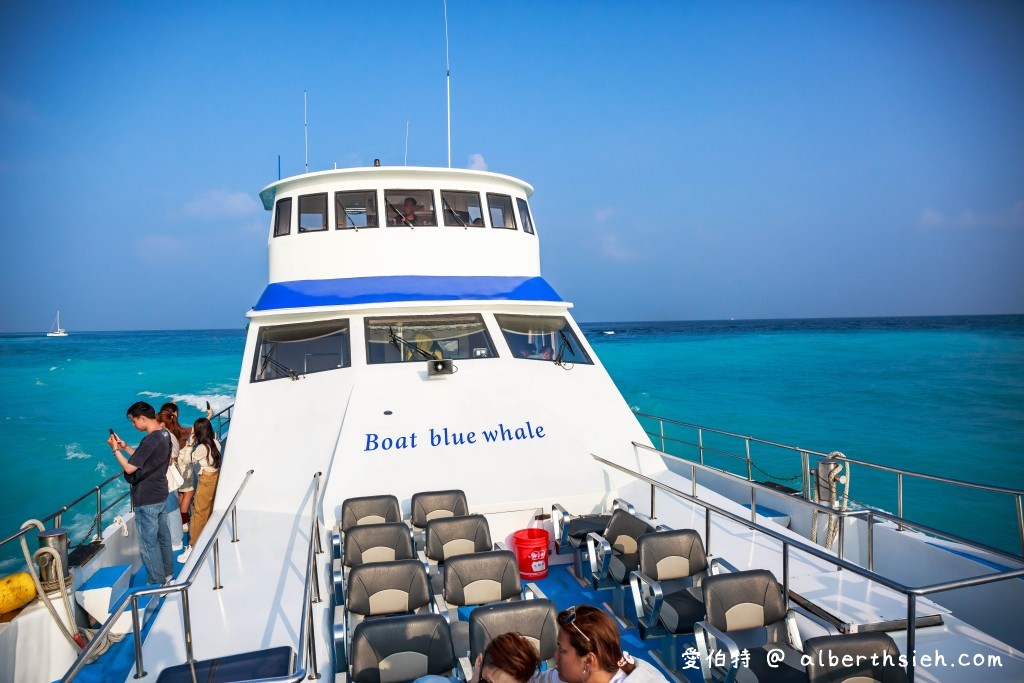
528, 345, 553, 360
391, 197, 418, 226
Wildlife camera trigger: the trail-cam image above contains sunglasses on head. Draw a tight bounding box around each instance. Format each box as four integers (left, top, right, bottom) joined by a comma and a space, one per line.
561, 606, 591, 642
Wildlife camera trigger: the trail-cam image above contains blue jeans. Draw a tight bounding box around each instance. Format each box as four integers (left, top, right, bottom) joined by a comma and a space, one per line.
136, 502, 173, 584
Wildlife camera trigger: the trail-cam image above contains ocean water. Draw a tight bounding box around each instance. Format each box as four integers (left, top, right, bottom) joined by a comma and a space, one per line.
1, 316, 1022, 572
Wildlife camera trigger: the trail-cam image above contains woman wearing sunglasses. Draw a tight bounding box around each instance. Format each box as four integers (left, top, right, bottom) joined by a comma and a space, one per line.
534, 605, 666, 683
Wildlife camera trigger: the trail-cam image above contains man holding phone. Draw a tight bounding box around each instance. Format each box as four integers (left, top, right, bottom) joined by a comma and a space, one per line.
108, 401, 174, 585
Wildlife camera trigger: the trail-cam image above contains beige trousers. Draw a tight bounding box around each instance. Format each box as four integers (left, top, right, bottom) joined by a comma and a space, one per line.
189, 471, 220, 548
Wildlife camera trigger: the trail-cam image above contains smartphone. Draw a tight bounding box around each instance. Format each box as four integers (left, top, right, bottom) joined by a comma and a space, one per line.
205, 401, 211, 410
109, 428, 115, 436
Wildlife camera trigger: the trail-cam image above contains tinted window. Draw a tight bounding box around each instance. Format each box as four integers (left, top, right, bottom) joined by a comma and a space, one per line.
366, 314, 497, 364
494, 314, 592, 365
298, 193, 328, 233
487, 193, 516, 229
274, 198, 292, 237
517, 198, 535, 235
385, 190, 437, 227
251, 319, 351, 381
441, 190, 484, 227
336, 190, 378, 229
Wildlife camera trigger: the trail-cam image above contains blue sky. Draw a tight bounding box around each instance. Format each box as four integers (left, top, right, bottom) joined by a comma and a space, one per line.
1, 1, 1022, 331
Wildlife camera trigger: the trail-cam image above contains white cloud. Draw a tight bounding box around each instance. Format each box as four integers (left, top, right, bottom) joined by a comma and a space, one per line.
919, 201, 1024, 230
133, 234, 184, 259
468, 154, 488, 171
599, 232, 641, 263
594, 207, 619, 224
183, 189, 262, 219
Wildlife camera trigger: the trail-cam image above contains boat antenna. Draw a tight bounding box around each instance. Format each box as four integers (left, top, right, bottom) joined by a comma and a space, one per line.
443, 0, 451, 168
404, 121, 410, 165
303, 90, 309, 174
277, 154, 281, 180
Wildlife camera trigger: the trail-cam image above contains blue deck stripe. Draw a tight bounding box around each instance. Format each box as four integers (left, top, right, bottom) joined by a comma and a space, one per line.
253, 275, 563, 311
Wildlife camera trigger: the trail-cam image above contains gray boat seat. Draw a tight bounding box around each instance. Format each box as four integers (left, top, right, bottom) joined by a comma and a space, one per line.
335, 522, 416, 604
349, 613, 457, 683
334, 494, 403, 559
696, 569, 807, 683
804, 632, 908, 683
631, 528, 710, 639
468, 598, 558, 664
425, 514, 492, 563
440, 549, 521, 654
342, 494, 402, 531
588, 509, 654, 587
347, 560, 431, 618
411, 489, 468, 529
565, 515, 612, 549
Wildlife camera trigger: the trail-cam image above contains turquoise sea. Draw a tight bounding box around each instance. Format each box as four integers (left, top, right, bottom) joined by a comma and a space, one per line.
1, 315, 1022, 572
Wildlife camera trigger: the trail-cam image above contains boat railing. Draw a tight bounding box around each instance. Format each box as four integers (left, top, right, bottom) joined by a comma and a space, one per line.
212, 402, 234, 441
595, 453, 1024, 683
62, 468, 259, 681
635, 411, 1024, 555
0, 472, 131, 554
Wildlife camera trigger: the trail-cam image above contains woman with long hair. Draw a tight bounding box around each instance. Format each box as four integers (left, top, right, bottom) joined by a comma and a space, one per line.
178, 417, 221, 563
534, 605, 666, 683
469, 632, 542, 683
158, 406, 195, 532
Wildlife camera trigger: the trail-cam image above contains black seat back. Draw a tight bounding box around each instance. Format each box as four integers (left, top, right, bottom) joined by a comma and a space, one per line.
442, 550, 520, 607
342, 494, 402, 533
804, 632, 909, 683
702, 569, 788, 648
604, 508, 654, 555
425, 514, 491, 562
469, 599, 558, 663
411, 489, 468, 529
343, 523, 414, 568
346, 560, 430, 617
638, 528, 708, 581
349, 613, 456, 683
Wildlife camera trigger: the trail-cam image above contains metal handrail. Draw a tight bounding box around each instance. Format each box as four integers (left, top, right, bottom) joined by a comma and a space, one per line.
594, 453, 1024, 683
0, 472, 127, 551
212, 403, 234, 441
636, 412, 1024, 554
62, 469, 256, 682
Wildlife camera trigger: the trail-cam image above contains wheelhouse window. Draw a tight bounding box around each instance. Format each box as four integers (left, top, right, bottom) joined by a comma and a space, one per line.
385, 190, 437, 227
273, 198, 292, 237
494, 314, 592, 365
366, 314, 497, 364
441, 190, 484, 227
487, 193, 516, 229
298, 193, 328, 233
517, 198, 535, 235
251, 319, 351, 382
336, 190, 378, 229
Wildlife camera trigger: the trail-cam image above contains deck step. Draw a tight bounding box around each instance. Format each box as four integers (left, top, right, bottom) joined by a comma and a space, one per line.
75, 563, 155, 634
155, 646, 294, 682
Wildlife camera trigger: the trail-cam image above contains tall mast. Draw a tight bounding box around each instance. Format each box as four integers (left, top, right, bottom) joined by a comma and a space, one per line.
444, 0, 451, 168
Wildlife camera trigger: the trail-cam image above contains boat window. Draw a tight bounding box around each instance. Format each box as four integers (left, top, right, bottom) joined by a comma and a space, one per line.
365, 314, 497, 364
441, 190, 484, 227
385, 190, 437, 227
487, 193, 516, 230
494, 314, 592, 365
273, 198, 292, 237
336, 190, 378, 229
251, 319, 351, 382
516, 198, 535, 235
298, 193, 328, 233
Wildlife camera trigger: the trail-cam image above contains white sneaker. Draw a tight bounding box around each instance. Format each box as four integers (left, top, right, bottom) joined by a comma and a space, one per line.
177, 546, 192, 563
182, 522, 189, 532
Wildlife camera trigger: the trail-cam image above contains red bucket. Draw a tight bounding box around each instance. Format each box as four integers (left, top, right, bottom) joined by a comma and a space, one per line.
513, 528, 550, 580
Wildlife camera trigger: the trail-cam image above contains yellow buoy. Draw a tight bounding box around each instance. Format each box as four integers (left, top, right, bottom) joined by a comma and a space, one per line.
0, 572, 37, 615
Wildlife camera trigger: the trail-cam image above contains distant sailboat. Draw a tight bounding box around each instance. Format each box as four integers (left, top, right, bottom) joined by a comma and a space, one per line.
46, 311, 68, 337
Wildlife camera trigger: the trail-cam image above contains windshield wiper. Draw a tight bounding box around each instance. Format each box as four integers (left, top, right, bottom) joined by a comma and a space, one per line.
386, 200, 415, 228
554, 329, 575, 366
342, 206, 357, 229
442, 199, 469, 228
388, 326, 434, 360
261, 354, 302, 380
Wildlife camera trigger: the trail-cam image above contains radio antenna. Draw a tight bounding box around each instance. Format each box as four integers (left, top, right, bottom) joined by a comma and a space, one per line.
404, 121, 410, 165
443, 0, 451, 168
303, 89, 309, 174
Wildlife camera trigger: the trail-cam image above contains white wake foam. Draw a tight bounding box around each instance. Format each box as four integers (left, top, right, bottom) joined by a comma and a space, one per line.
65, 443, 92, 460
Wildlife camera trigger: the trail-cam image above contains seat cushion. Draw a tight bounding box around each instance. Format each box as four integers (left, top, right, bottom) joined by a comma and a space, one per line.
608, 552, 639, 583
659, 587, 705, 634
566, 515, 611, 545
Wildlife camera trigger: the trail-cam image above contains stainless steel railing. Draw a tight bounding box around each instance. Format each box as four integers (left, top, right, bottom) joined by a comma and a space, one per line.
0, 472, 130, 553
62, 469, 256, 681
594, 452, 1024, 683
212, 403, 234, 441
635, 412, 1024, 555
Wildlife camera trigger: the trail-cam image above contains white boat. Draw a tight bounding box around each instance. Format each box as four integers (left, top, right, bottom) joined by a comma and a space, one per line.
2, 165, 1023, 683
46, 311, 68, 337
